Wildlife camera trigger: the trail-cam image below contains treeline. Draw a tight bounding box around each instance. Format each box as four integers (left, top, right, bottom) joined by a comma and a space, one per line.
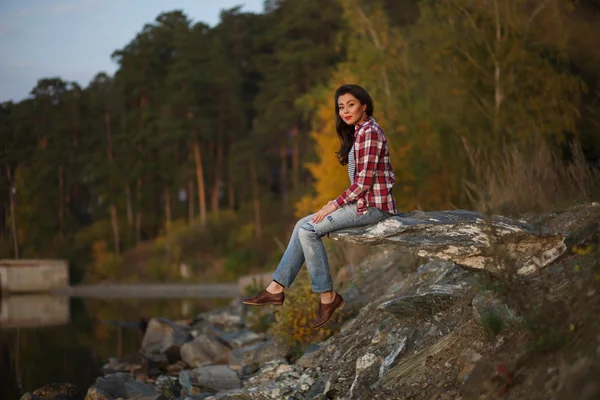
1, 0, 599, 280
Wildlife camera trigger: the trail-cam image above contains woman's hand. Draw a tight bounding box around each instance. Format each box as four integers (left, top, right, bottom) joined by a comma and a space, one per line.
311, 202, 338, 224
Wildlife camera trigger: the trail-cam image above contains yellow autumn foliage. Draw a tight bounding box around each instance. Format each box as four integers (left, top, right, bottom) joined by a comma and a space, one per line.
272, 270, 343, 348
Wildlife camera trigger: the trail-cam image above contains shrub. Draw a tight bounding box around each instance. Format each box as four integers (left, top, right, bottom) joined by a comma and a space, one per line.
87, 240, 123, 281
272, 270, 344, 350
481, 310, 504, 337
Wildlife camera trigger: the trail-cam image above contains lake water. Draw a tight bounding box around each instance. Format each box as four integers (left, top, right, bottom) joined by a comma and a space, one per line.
0, 295, 232, 399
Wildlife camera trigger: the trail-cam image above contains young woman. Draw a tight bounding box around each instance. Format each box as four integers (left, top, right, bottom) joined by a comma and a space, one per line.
243, 84, 397, 328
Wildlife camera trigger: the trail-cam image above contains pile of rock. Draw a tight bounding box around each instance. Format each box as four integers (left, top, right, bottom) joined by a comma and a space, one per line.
21, 206, 596, 400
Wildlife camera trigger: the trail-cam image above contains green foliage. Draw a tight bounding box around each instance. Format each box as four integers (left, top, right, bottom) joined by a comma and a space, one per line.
481, 310, 504, 337
87, 241, 123, 281
224, 249, 263, 279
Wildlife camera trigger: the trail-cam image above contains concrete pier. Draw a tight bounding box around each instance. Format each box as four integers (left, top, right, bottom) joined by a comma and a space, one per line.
0, 259, 69, 294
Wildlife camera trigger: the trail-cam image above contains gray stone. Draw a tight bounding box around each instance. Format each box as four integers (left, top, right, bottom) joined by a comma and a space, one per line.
205, 312, 244, 331
205, 389, 252, 400
84, 373, 164, 400
19, 394, 34, 400
141, 318, 191, 362
379, 335, 408, 378
223, 330, 263, 348
181, 334, 231, 368
378, 291, 457, 317
296, 347, 320, 369
188, 365, 241, 392
329, 209, 566, 275
250, 339, 291, 366
346, 353, 382, 400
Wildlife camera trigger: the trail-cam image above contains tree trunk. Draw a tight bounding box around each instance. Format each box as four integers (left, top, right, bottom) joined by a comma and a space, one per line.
192, 137, 207, 228
280, 142, 288, 210
109, 204, 120, 255
7, 166, 19, 258
211, 142, 223, 213
125, 184, 134, 227
249, 159, 262, 240
291, 125, 299, 192
228, 144, 235, 211
136, 177, 142, 245
164, 186, 172, 233
59, 165, 64, 237
105, 111, 120, 254
188, 179, 194, 224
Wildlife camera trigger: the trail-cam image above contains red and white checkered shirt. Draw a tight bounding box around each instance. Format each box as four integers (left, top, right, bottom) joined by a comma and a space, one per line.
335, 116, 397, 215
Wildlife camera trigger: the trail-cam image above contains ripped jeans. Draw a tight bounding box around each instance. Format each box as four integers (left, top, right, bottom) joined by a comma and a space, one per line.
272, 202, 390, 293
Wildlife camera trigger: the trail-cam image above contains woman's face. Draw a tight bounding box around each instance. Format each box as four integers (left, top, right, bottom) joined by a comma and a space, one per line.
338, 93, 367, 126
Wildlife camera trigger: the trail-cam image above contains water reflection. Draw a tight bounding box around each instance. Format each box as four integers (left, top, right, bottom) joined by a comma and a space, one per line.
0, 295, 232, 399
1, 295, 70, 328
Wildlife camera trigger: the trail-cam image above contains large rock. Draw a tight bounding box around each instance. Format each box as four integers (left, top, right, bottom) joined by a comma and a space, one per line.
84, 373, 164, 400
329, 210, 566, 275
181, 334, 232, 368
141, 318, 191, 363
182, 365, 241, 392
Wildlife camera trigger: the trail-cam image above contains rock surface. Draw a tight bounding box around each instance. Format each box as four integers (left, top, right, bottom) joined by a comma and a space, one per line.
181, 365, 241, 392
329, 209, 566, 275
180, 334, 232, 368
141, 318, 191, 363
85, 373, 164, 400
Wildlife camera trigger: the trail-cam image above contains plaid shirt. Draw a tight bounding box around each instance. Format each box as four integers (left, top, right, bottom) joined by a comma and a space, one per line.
335, 117, 397, 215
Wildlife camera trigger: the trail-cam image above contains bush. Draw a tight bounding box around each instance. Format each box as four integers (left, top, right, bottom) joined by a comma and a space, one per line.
272, 270, 344, 350
223, 249, 263, 279
87, 240, 123, 281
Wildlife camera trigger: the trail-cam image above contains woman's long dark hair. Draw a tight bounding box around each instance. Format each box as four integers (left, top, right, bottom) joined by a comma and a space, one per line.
334, 84, 374, 166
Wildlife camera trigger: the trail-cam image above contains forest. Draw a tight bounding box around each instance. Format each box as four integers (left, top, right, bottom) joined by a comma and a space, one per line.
1, 0, 599, 283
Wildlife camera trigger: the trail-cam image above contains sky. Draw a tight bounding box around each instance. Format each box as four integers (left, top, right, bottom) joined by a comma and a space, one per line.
0, 0, 265, 103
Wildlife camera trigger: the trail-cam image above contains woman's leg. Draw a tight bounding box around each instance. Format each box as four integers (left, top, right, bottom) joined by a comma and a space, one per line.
270, 214, 314, 289
298, 204, 388, 295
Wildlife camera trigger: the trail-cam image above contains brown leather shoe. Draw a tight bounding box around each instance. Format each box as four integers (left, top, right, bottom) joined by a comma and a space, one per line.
312, 292, 344, 329
242, 289, 285, 306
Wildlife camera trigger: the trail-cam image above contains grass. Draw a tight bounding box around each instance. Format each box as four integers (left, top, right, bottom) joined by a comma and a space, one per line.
464, 136, 600, 215
481, 310, 504, 337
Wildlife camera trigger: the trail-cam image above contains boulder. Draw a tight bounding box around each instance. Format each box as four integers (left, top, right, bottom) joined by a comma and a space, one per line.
181, 334, 231, 368
84, 373, 164, 400
183, 365, 241, 392
329, 210, 566, 275
141, 318, 191, 363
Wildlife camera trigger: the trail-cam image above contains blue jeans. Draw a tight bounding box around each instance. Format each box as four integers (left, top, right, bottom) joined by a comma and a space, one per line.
272, 202, 390, 293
